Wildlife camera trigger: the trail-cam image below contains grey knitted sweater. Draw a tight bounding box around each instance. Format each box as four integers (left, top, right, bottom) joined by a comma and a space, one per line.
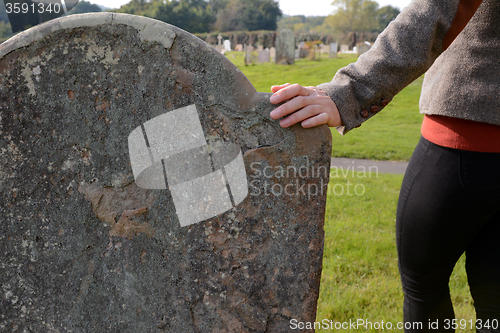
318, 0, 498, 135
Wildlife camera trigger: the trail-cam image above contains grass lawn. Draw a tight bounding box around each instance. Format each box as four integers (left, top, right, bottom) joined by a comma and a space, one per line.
318, 174, 475, 332
229, 52, 423, 161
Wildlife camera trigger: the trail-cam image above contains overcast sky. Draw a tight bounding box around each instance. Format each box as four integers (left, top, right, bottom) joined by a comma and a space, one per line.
88, 0, 413, 16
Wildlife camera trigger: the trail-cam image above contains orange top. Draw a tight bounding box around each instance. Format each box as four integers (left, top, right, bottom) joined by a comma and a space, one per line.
421, 115, 500, 153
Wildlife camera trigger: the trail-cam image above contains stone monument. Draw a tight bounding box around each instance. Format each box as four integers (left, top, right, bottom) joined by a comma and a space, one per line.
330, 42, 338, 58
275, 29, 295, 65
217, 33, 224, 53
0, 13, 331, 332
258, 49, 270, 63
224, 39, 231, 52
357, 41, 371, 55
270, 47, 276, 61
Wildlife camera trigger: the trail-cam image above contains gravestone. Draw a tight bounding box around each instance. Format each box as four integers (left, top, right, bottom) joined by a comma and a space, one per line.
340, 44, 349, 53
275, 29, 295, 65
270, 47, 276, 60
216, 33, 224, 53
330, 42, 338, 58
235, 44, 243, 52
224, 39, 231, 52
0, 13, 331, 333
320, 44, 329, 54
357, 41, 371, 55
299, 48, 309, 59
244, 44, 256, 65
258, 49, 270, 63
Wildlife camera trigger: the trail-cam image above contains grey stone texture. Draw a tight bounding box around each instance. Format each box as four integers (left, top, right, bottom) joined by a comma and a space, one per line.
258, 49, 270, 63
275, 29, 295, 65
0, 13, 331, 333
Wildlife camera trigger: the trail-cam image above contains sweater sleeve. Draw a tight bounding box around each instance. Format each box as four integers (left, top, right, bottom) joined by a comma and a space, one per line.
318, 0, 483, 135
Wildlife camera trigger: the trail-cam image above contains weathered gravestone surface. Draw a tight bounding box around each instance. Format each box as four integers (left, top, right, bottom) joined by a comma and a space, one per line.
0, 13, 331, 332
275, 29, 295, 65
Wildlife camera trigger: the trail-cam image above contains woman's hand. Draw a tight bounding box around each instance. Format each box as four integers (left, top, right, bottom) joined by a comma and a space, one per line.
269, 83, 342, 128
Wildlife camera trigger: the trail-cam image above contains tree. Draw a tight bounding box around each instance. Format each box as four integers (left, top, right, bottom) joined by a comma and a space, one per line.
0, 2, 9, 24
319, 0, 400, 44
375, 5, 400, 30
155, 0, 216, 33
0, 20, 13, 41
327, 0, 379, 35
115, 0, 164, 18
214, 0, 281, 32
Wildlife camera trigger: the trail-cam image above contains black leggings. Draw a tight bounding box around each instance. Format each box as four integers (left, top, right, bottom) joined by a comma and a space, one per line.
397, 136, 500, 332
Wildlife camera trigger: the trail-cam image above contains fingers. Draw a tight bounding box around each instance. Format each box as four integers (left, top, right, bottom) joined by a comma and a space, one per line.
270, 83, 291, 93
270, 95, 310, 120
268, 83, 342, 128
301, 112, 331, 128
277, 104, 326, 128
269, 83, 311, 104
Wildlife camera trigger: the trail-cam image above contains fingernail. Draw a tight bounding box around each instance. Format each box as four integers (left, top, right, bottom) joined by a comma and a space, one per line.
280, 120, 289, 127
270, 95, 279, 103
270, 110, 278, 118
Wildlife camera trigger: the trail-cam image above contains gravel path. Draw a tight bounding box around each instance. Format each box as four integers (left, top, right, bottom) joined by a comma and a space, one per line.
331, 157, 409, 175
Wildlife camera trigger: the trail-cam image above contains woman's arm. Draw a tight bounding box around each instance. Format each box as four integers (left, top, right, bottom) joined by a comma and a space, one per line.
270, 0, 483, 133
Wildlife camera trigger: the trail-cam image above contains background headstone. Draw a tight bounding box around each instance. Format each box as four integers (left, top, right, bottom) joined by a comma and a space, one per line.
299, 48, 309, 59
269, 47, 276, 61
258, 49, 270, 63
235, 44, 243, 52
275, 29, 295, 65
216, 33, 224, 53
320, 44, 329, 54
357, 41, 371, 55
0, 13, 331, 332
340, 44, 349, 53
330, 42, 338, 58
224, 39, 231, 52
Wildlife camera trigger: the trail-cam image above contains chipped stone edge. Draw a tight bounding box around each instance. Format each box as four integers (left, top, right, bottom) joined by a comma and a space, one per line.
0, 13, 178, 60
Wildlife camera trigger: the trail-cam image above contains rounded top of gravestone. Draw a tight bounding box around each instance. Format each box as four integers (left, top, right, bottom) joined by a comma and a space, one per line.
0, 12, 257, 110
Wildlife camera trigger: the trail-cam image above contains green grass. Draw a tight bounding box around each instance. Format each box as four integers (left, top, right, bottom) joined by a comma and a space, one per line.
227, 52, 359, 92
227, 53, 475, 330
329, 78, 423, 161
229, 52, 422, 161
317, 174, 475, 332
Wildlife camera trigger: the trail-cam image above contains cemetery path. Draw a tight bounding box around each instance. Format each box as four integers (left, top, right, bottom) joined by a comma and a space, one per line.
331, 157, 409, 174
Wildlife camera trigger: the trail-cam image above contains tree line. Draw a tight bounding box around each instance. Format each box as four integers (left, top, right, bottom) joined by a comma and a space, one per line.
1, 0, 400, 46
113, 0, 282, 33
279, 0, 400, 45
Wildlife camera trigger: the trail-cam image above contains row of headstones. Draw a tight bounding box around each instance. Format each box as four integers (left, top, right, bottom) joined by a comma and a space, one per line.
214, 33, 371, 65
295, 42, 339, 60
